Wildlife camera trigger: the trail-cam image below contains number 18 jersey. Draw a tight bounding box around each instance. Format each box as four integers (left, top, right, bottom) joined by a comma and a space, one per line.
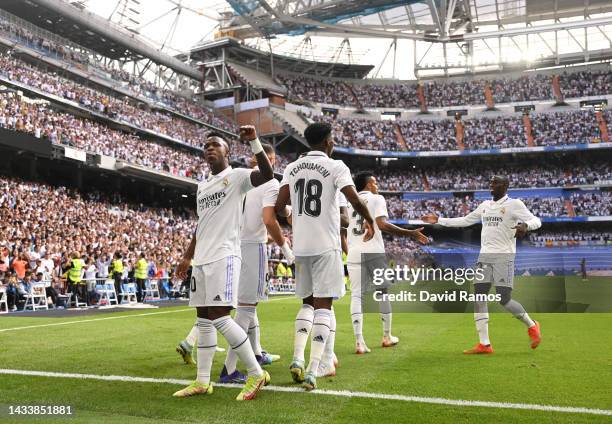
280, 151, 354, 256
346, 191, 387, 264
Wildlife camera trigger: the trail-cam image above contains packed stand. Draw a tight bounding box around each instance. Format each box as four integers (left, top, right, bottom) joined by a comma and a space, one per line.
384, 192, 610, 221
532, 110, 601, 146
0, 91, 210, 180
0, 17, 239, 135
560, 70, 612, 99
0, 54, 231, 150
397, 119, 457, 151
278, 69, 611, 109
316, 115, 399, 151
0, 176, 296, 311
351, 83, 419, 109
375, 161, 612, 191
569, 191, 612, 217
0, 176, 195, 310
277, 74, 355, 106
463, 115, 525, 149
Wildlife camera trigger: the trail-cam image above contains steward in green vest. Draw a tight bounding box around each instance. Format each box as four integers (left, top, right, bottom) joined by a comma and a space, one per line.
134, 253, 148, 302
111, 252, 124, 300
67, 252, 87, 305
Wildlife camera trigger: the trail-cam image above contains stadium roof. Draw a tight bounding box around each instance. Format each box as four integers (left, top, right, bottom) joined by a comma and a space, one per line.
220, 0, 612, 42
187, 37, 374, 78
0, 0, 201, 80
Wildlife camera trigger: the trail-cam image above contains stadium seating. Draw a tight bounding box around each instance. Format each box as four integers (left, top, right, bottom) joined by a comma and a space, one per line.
317, 108, 606, 152
279, 68, 612, 109
376, 160, 612, 192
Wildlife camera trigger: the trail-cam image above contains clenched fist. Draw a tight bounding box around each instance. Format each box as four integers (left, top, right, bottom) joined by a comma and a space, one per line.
239, 125, 257, 142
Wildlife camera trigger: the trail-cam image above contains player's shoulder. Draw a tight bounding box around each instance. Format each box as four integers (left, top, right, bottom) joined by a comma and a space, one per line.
373, 193, 386, 202
506, 197, 525, 207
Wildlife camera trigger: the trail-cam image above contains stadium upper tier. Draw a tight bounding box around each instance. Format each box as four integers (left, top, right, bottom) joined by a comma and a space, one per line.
278, 69, 611, 109
375, 159, 612, 192
0, 14, 238, 136
317, 109, 611, 153
384, 190, 611, 221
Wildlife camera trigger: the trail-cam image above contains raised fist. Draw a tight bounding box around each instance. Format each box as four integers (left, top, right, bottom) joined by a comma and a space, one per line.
239, 125, 257, 142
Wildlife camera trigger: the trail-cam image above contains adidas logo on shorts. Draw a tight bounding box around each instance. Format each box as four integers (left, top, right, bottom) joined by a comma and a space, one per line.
213, 295, 222, 301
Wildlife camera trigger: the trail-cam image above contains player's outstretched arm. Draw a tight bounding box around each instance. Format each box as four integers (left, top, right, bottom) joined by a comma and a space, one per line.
341, 185, 375, 242
240, 125, 274, 187
176, 231, 196, 280
376, 216, 429, 244
422, 204, 483, 228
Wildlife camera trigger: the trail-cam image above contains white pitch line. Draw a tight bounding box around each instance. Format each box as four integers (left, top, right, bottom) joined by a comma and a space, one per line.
0, 296, 295, 333
0, 369, 610, 416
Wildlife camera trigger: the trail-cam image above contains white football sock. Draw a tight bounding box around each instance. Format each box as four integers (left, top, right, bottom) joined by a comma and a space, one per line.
214, 315, 262, 377
248, 310, 262, 356
293, 304, 314, 362
379, 298, 392, 337
474, 312, 490, 345
196, 318, 216, 385
350, 295, 364, 343
185, 321, 198, 347
224, 306, 254, 374
306, 308, 331, 374
380, 313, 392, 337
321, 307, 336, 367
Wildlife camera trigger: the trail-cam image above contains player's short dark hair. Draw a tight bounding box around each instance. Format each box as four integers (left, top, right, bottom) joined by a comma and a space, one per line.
304, 122, 332, 147
262, 143, 274, 155
354, 171, 374, 192
206, 131, 230, 153
206, 131, 227, 142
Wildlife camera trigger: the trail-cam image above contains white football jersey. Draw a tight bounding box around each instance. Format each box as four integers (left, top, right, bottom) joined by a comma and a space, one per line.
241, 177, 279, 244
346, 191, 387, 263
438, 195, 541, 256
193, 166, 253, 265
281, 151, 354, 256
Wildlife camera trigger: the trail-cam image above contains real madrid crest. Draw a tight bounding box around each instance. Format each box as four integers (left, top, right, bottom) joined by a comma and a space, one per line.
500, 207, 505, 215
223, 178, 229, 187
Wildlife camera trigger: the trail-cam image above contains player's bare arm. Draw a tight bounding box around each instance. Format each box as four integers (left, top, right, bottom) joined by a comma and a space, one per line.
274, 184, 291, 216
263, 206, 295, 264
176, 231, 196, 280
376, 216, 429, 244
239, 125, 274, 187
340, 206, 349, 229
341, 185, 375, 241
421, 213, 439, 224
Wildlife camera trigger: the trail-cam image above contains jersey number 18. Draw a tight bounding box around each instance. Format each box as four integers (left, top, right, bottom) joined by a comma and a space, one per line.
294, 178, 322, 217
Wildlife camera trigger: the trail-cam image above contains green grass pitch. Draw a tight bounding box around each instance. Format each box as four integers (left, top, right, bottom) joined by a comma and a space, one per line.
0, 277, 611, 423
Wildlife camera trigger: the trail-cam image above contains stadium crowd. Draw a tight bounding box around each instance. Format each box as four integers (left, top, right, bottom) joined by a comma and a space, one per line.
0, 54, 234, 150
383, 191, 611, 221
376, 161, 612, 191
0, 91, 210, 180
279, 69, 611, 108
315, 108, 604, 152
0, 175, 296, 311
0, 176, 194, 310
0, 18, 238, 135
